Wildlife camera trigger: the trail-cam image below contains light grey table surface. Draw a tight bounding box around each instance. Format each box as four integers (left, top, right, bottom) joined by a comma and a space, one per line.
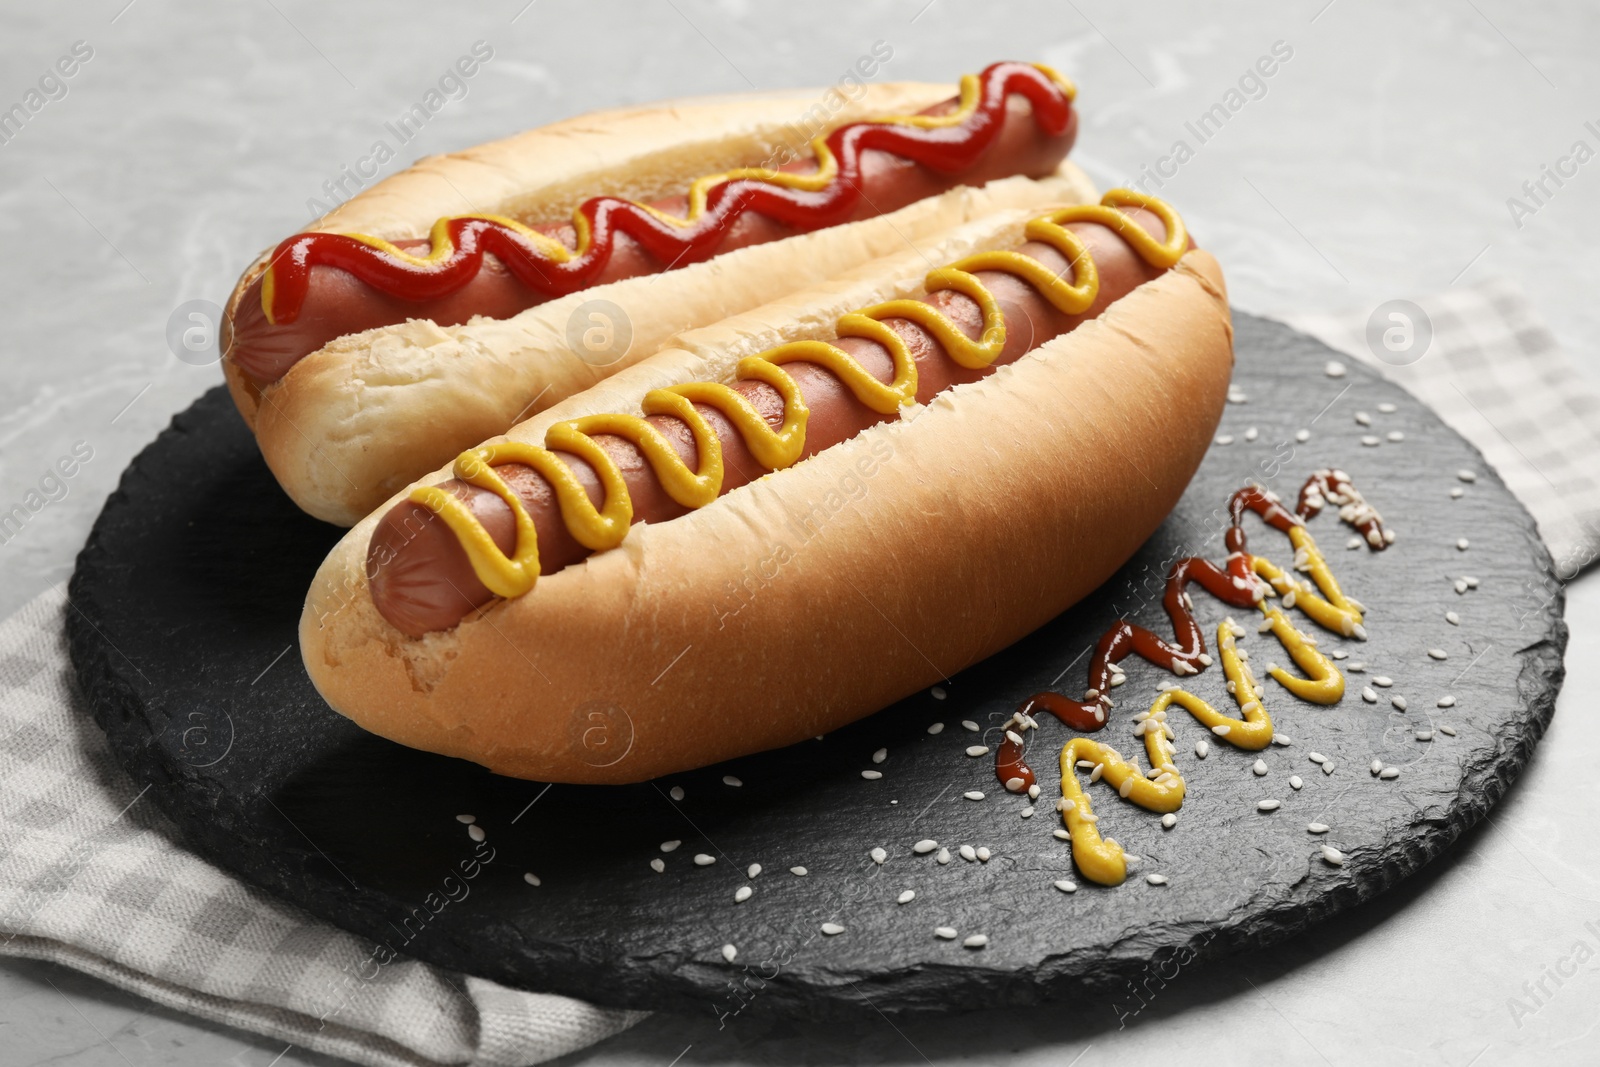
2, 1, 1597, 1064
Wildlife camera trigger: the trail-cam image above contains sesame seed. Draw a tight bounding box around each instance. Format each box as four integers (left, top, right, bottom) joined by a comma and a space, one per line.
1322, 761, 1335, 775
1370, 759, 1383, 775
1427, 648, 1448, 661
1294, 429, 1311, 443
1355, 411, 1372, 426
748, 863, 762, 878
650, 858, 665, 873
1439, 725, 1457, 736
455, 814, 476, 824
965, 745, 989, 758
734, 886, 752, 903
1146, 874, 1169, 886
1309, 752, 1327, 765
861, 770, 883, 780
937, 847, 952, 864
1378, 402, 1397, 413
1454, 578, 1469, 594
898, 890, 915, 904
468, 825, 486, 843
1228, 386, 1248, 403
1161, 813, 1177, 829
1362, 687, 1377, 703
1387, 430, 1405, 442
1456, 538, 1471, 551
1373, 676, 1393, 687
791, 866, 808, 876
964, 790, 985, 801
1123, 854, 1140, 866
872, 748, 888, 764
1325, 360, 1347, 378
1348, 663, 1366, 672
1088, 764, 1105, 783
1118, 777, 1134, 798
1272, 734, 1292, 746
1195, 740, 1210, 759
934, 926, 958, 939
661, 840, 681, 852
977, 847, 992, 862
1258, 799, 1281, 812
1005, 730, 1025, 746
1216, 434, 1235, 446
821, 923, 844, 935
1457, 469, 1476, 482
1253, 759, 1268, 776
914, 839, 938, 854
669, 786, 686, 801
1330, 650, 1349, 660
1450, 487, 1465, 499
927, 722, 945, 735
695, 854, 715, 866
1380, 767, 1400, 779
959, 844, 977, 862
1322, 846, 1346, 866
1445, 611, 1460, 625
1028, 784, 1041, 800
523, 872, 541, 886
1021, 807, 1035, 819
1361, 435, 1381, 447
1004, 777, 1026, 793
722, 944, 738, 962
1464, 576, 1479, 587
1053, 829, 1071, 841
1054, 879, 1078, 893
1437, 695, 1456, 707
962, 720, 980, 732
1198, 653, 1214, 666
1212, 724, 1231, 737
871, 847, 887, 864
963, 934, 989, 948
723, 776, 743, 787
1289, 775, 1304, 790
1245, 426, 1259, 441
1416, 730, 1433, 741
931, 685, 947, 700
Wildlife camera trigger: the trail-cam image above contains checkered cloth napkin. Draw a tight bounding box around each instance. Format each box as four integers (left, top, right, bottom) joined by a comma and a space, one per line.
0, 276, 1595, 1066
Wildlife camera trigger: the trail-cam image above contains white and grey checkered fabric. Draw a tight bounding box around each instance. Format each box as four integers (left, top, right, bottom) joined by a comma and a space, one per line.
0, 277, 1593, 1065
1283, 276, 1600, 578
0, 588, 645, 1067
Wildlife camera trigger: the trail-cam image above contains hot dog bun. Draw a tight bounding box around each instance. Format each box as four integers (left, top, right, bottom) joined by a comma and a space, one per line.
299, 204, 1233, 784
243, 164, 1095, 526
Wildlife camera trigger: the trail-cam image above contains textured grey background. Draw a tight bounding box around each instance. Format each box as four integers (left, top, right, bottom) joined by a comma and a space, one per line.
2, 0, 1598, 1064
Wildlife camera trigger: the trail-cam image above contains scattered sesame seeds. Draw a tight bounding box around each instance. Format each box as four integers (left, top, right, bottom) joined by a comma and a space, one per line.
735, 886, 752, 903
1416, 730, 1433, 741
722, 944, 738, 962
1272, 734, 1292, 746
1308, 823, 1331, 834
723, 776, 743, 787
1362, 687, 1378, 703
1428, 648, 1448, 660
937, 847, 952, 865
1309, 752, 1328, 765
1391, 696, 1408, 711
1348, 662, 1366, 672
821, 923, 844, 936
1161, 813, 1177, 829
861, 770, 884, 780
935, 926, 959, 939
1325, 360, 1347, 378
1373, 676, 1393, 687
963, 934, 990, 949
963, 790, 985, 801
1380, 767, 1400, 780
1146, 874, 1169, 886
694, 854, 716, 866
1457, 469, 1476, 482
960, 720, 979, 733
1216, 434, 1235, 446
669, 786, 686, 802
791, 866, 808, 876
1252, 759, 1269, 776
914, 839, 938, 854
1289, 775, 1304, 790
871, 847, 887, 865
959, 844, 978, 863
467, 825, 486, 843
1457, 538, 1470, 551
872, 748, 888, 764
455, 814, 476, 824
927, 722, 945, 735
965, 745, 989, 758
1330, 650, 1349, 660
661, 840, 681, 852
1053, 829, 1071, 841
1439, 725, 1457, 736
1295, 429, 1311, 443
1322, 845, 1346, 866
1054, 879, 1078, 893
650, 859, 665, 873
1387, 430, 1405, 442
898, 890, 915, 904
1361, 435, 1381, 447
1195, 740, 1210, 759
1378, 402, 1397, 413
523, 872, 541, 886
1437, 695, 1456, 707
1445, 611, 1460, 625
1355, 411, 1372, 426
748, 863, 762, 878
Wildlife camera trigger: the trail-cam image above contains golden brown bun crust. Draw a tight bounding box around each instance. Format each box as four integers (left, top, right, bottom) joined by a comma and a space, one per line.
220, 81, 956, 433
300, 250, 1233, 784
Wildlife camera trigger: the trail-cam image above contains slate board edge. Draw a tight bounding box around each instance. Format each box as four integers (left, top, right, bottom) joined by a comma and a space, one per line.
65, 320, 1569, 1019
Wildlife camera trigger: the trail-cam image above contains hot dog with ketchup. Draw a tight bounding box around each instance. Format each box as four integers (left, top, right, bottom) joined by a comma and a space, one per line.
301, 190, 1234, 784
222, 62, 1088, 525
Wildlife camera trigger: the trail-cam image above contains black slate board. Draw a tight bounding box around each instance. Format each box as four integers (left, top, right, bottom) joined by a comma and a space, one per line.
68, 314, 1566, 1019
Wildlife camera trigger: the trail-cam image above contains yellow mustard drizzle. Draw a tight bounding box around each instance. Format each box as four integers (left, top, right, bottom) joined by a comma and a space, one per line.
1057, 526, 1364, 886
310, 66, 1078, 278
409, 189, 1189, 601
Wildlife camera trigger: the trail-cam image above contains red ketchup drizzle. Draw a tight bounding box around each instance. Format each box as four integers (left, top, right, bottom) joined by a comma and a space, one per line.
996, 469, 1387, 792
263, 62, 1074, 325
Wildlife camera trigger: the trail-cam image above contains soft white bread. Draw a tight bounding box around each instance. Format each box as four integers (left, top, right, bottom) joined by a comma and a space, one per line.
300, 245, 1233, 785
240, 164, 1094, 525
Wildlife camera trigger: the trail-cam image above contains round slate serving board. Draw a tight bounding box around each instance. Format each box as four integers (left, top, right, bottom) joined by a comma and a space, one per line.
68, 313, 1565, 1019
